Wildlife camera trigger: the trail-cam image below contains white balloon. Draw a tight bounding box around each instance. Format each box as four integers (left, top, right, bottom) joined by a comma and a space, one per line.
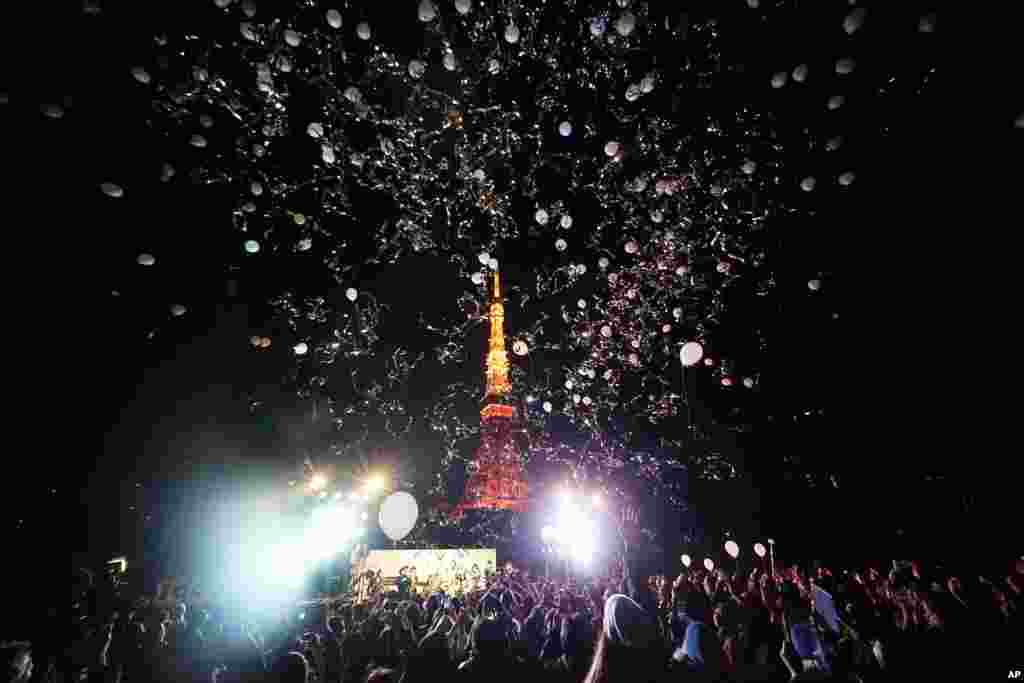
478, 252, 491, 265
681, 554, 692, 567
294, 342, 308, 355
284, 29, 301, 47
771, 72, 787, 88
471, 272, 484, 285
504, 23, 520, 44
598, 257, 609, 270
131, 67, 151, 84
827, 95, 844, 110
808, 279, 822, 291
704, 558, 715, 571
535, 208, 549, 225
542, 401, 552, 413
800, 177, 816, 192
725, 540, 740, 558
418, 0, 436, 22
101, 182, 123, 198
753, 542, 767, 557
558, 121, 572, 137
792, 64, 808, 82
835, 58, 856, 75
326, 9, 342, 28
680, 341, 704, 367
488, 258, 498, 270
307, 122, 324, 138
190, 134, 207, 148
244, 240, 260, 254
555, 238, 568, 252
561, 214, 573, 228
409, 60, 425, 79
512, 340, 529, 356
838, 171, 856, 186
843, 8, 865, 34
454, 0, 471, 15
356, 22, 371, 40
615, 11, 635, 36
346, 287, 358, 302
171, 304, 187, 317
743, 377, 755, 389
137, 253, 155, 266
604, 141, 620, 157
379, 491, 419, 541
298, 238, 312, 251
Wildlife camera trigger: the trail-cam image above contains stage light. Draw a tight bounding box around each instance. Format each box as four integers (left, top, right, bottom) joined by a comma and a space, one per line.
310, 473, 328, 491
541, 525, 556, 541
681, 554, 692, 568
754, 543, 767, 558
725, 541, 740, 559
366, 475, 385, 494
334, 491, 342, 500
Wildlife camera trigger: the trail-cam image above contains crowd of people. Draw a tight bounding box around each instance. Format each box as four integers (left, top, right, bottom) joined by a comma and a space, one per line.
9, 557, 1021, 682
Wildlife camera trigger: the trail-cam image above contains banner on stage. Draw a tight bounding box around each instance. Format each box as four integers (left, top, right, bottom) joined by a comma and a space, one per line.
355, 548, 496, 594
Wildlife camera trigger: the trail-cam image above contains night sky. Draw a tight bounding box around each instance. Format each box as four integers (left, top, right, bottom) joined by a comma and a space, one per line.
12, 0, 1017, 604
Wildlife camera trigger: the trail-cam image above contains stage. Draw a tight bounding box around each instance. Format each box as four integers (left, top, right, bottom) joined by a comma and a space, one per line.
351, 548, 497, 597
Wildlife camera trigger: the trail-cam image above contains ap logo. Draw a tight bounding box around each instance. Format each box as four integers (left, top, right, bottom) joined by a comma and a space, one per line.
1008, 671, 1021, 679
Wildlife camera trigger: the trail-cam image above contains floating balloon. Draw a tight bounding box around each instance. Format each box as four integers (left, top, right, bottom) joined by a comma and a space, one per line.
808, 279, 821, 291
454, 0, 471, 15
356, 22, 371, 40
754, 542, 767, 558
560, 214, 573, 228
558, 121, 572, 137
535, 208, 549, 225
346, 288, 358, 302
512, 340, 529, 356
604, 141, 620, 157
101, 182, 123, 198
725, 540, 740, 558
615, 12, 635, 36
542, 401, 552, 413
131, 67, 151, 84
792, 64, 808, 82
680, 341, 704, 367
743, 377, 755, 389
418, 0, 436, 22
844, 8, 866, 34
379, 491, 419, 541
555, 238, 567, 252
294, 342, 308, 355
704, 558, 715, 571
297, 238, 312, 251
170, 304, 186, 317
504, 23, 520, 44
137, 253, 155, 266
838, 171, 856, 186
827, 95, 844, 110
835, 58, 856, 75
284, 29, 301, 47
771, 72, 787, 88
800, 177, 816, 192
244, 240, 260, 253
409, 60, 426, 79
471, 272, 484, 285
326, 9, 342, 28
681, 554, 692, 567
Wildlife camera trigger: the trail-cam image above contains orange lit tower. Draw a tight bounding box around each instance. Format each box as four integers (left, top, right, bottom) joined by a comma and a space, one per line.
456, 269, 529, 513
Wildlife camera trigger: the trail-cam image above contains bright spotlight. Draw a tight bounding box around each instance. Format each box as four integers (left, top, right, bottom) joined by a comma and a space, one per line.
365, 475, 386, 494
681, 554, 692, 568
310, 473, 328, 491
541, 525, 556, 541
591, 492, 602, 507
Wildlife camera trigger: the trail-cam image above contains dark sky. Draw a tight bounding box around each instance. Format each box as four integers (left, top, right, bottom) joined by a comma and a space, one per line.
13, 0, 1015, 593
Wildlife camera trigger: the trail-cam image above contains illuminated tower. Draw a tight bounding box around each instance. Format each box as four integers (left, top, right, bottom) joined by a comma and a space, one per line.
457, 269, 529, 513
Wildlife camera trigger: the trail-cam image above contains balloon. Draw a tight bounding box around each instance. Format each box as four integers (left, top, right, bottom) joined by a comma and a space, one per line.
454, 0, 471, 15
771, 72, 787, 88
843, 8, 866, 34
743, 377, 755, 389
800, 177, 816, 192
555, 238, 567, 252
827, 95, 844, 110
101, 182, 123, 198
244, 240, 260, 253
356, 22, 371, 40
558, 121, 572, 137
835, 58, 856, 75
615, 12, 635, 36
137, 253, 155, 266
409, 60, 426, 79
754, 543, 766, 558
725, 540, 739, 558
838, 171, 856, 186
504, 23, 520, 44
681, 554, 691, 567
379, 491, 419, 541
680, 341, 703, 367
294, 342, 308, 355
604, 141, 620, 157
346, 288, 358, 302
326, 9, 342, 28
131, 67, 151, 84
808, 279, 821, 291
535, 208, 549, 225
512, 340, 529, 356
792, 64, 808, 82
560, 214, 573, 228
284, 29, 301, 47
704, 558, 715, 571
418, 0, 436, 22
170, 304, 187, 317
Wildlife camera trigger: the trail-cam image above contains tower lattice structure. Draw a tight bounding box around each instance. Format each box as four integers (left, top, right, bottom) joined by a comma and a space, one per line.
456, 269, 529, 514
